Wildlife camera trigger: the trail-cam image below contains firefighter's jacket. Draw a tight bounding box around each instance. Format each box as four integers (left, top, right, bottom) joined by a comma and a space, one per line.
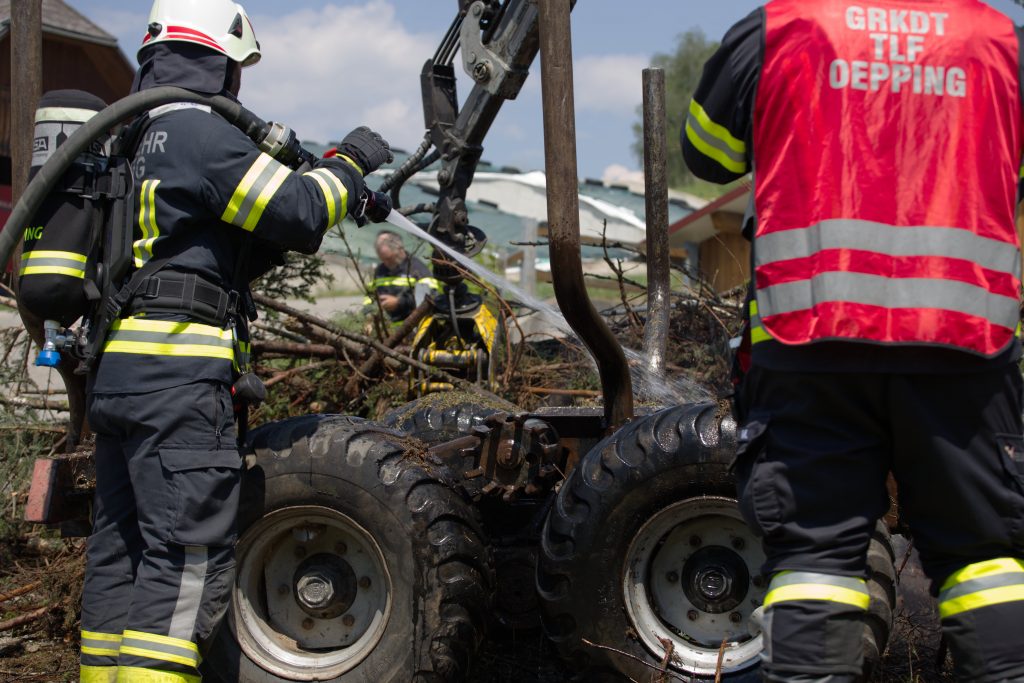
92, 54, 361, 393
682, 0, 1024, 370
365, 256, 439, 322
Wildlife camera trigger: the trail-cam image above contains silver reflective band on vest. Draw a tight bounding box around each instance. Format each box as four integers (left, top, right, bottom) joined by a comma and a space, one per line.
758, 272, 1020, 329
755, 219, 1022, 332
755, 219, 1021, 275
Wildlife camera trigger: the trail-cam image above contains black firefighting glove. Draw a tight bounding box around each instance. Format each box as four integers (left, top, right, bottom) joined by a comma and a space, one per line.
338, 126, 393, 176
353, 190, 393, 228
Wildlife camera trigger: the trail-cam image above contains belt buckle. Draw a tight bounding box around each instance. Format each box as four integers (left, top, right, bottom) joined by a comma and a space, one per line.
226, 290, 241, 321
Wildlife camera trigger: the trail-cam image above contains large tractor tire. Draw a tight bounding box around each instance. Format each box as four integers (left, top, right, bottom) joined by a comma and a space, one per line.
205, 415, 492, 682
537, 402, 896, 681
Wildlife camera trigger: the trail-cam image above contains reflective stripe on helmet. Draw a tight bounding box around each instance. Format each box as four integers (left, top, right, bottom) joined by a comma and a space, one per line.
141, 0, 261, 67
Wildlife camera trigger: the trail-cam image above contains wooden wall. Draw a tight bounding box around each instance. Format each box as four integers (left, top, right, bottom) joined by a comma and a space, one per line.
698, 210, 750, 292
0, 32, 134, 157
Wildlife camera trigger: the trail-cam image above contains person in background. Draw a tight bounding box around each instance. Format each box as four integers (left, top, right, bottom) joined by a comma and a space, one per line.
365, 230, 439, 322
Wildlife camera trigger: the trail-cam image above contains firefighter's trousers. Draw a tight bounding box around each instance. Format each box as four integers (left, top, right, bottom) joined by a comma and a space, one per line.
80, 381, 241, 683
735, 363, 1024, 682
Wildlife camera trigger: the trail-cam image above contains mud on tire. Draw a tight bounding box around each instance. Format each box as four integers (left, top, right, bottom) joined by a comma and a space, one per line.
205, 415, 492, 682
382, 390, 517, 445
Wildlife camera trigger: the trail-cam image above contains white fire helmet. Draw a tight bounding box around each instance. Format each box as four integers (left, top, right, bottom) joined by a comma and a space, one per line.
140, 0, 261, 67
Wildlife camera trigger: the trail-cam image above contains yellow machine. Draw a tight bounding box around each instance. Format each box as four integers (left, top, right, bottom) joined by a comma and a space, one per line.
410, 301, 502, 396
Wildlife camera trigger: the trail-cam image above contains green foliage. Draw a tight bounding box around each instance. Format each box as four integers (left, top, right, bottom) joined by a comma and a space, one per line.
632, 29, 721, 190
250, 252, 334, 304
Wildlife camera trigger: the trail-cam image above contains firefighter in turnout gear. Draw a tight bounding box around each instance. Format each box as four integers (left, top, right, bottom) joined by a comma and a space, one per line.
683, 1, 1024, 681
78, 1, 392, 681
365, 230, 440, 322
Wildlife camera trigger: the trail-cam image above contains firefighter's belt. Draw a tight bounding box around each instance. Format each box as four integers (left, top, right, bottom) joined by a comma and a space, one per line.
126, 271, 239, 327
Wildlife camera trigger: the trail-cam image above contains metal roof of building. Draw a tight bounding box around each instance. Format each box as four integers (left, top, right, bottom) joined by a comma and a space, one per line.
0, 0, 119, 47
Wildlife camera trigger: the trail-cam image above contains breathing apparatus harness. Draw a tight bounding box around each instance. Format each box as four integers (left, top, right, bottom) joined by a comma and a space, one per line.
4, 86, 317, 391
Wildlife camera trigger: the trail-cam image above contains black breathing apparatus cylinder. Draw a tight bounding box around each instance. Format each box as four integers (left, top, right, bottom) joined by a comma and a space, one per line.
19, 90, 110, 366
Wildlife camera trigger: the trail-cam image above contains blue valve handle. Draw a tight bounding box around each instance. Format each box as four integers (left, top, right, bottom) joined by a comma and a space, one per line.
35, 348, 61, 367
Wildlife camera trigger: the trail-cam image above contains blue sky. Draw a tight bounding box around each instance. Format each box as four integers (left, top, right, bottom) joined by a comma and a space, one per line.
70, 1, 1024, 183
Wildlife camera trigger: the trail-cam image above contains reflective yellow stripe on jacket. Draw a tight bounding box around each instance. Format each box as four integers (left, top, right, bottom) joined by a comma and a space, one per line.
103, 318, 234, 360
134, 179, 162, 268
370, 276, 419, 289
19, 249, 87, 278
749, 299, 771, 344
685, 98, 748, 174
222, 153, 291, 232
303, 168, 348, 228
939, 558, 1024, 619
764, 571, 870, 610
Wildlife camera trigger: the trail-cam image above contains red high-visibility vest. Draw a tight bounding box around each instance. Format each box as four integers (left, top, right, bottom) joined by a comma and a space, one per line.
752, 0, 1023, 356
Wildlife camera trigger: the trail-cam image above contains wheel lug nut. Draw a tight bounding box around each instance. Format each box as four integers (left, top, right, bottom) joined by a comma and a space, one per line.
359, 576, 372, 590
730, 611, 743, 624
752, 575, 766, 588
665, 571, 679, 583
277, 584, 289, 596
302, 618, 314, 630
335, 542, 348, 555
687, 610, 698, 621
343, 614, 356, 627
294, 546, 307, 558
689, 535, 702, 547
731, 537, 746, 550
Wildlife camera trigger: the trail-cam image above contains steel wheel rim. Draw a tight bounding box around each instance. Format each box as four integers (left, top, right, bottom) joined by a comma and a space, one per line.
623, 496, 765, 676
231, 505, 392, 679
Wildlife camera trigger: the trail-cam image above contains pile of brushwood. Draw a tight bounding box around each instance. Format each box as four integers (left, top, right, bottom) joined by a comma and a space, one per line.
0, 256, 953, 681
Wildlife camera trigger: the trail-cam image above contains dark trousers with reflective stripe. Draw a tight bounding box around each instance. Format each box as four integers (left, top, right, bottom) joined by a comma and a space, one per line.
735, 363, 1024, 681
81, 381, 241, 676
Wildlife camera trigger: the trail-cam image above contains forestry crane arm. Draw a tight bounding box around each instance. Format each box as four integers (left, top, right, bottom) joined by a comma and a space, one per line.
385, 0, 573, 290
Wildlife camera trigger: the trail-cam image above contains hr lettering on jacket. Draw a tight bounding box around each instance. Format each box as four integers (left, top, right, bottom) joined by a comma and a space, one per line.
829, 5, 966, 97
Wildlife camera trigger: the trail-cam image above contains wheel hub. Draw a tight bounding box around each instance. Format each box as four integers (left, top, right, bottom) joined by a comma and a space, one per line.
231, 506, 392, 680
623, 497, 767, 677
682, 546, 750, 613
293, 553, 357, 619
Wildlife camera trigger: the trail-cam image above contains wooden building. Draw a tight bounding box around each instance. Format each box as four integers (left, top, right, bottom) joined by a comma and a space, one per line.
0, 0, 134, 227
667, 184, 751, 293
